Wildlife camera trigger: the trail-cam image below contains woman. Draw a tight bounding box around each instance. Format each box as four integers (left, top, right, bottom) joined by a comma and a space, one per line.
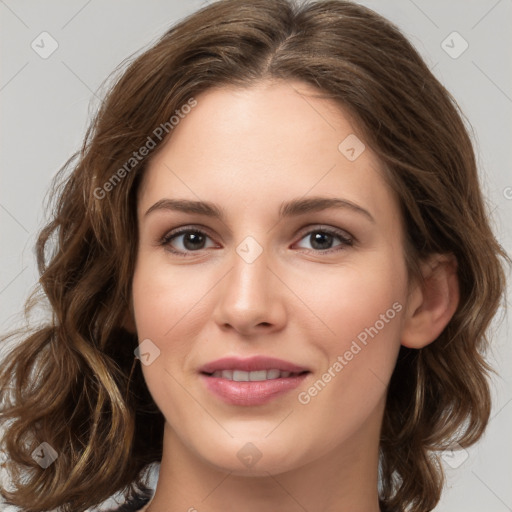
0, 0, 508, 511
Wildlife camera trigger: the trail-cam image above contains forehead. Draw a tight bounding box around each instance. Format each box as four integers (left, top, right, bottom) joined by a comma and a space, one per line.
137, 80, 397, 224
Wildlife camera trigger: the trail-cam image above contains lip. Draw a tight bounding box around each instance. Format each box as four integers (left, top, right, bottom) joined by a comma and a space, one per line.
199, 356, 309, 374
199, 356, 310, 406
200, 373, 309, 406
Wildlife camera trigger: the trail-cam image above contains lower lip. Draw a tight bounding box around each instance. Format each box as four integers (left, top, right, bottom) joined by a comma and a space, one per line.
200, 373, 309, 406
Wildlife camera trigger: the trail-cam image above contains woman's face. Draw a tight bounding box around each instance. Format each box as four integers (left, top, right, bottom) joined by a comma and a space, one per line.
132, 80, 410, 475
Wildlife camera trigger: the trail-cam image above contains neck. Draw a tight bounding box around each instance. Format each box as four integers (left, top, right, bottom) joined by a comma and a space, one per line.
147, 415, 383, 512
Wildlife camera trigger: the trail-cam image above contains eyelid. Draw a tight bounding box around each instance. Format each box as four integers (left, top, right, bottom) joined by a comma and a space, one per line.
294, 224, 353, 242
160, 223, 218, 242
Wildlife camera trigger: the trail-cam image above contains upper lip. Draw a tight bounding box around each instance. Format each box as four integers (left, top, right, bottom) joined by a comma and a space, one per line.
199, 356, 309, 374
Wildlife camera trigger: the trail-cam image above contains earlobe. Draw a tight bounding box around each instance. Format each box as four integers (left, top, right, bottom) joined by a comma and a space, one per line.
401, 253, 459, 349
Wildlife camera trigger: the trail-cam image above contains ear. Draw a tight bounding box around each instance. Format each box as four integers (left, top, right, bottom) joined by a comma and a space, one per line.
401, 253, 459, 349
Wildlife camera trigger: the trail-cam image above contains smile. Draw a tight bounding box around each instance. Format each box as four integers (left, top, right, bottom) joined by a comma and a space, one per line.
205, 369, 306, 381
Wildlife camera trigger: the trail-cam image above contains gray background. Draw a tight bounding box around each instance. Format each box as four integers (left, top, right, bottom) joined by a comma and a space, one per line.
1, 0, 511, 510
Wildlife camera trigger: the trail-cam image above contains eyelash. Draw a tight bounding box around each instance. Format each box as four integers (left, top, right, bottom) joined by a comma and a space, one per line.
160, 225, 354, 257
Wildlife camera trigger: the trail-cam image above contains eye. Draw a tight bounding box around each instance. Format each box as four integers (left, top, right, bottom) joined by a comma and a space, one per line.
294, 226, 353, 253
161, 227, 217, 256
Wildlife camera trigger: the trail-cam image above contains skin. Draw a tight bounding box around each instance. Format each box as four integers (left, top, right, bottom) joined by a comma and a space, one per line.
129, 79, 459, 512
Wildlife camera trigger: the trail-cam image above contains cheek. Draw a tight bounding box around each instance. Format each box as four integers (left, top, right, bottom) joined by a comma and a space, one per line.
294, 257, 406, 410
131, 256, 203, 339
293, 255, 407, 350
131, 260, 198, 422
290, 294, 405, 457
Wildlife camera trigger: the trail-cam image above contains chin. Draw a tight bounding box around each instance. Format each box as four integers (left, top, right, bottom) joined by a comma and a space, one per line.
192, 435, 310, 477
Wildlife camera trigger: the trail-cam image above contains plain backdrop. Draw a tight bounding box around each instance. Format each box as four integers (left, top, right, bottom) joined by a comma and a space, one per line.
1, 1, 511, 511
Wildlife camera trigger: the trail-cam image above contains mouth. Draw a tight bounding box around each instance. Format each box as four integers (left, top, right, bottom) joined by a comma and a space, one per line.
199, 355, 310, 374
198, 356, 311, 406
202, 369, 309, 381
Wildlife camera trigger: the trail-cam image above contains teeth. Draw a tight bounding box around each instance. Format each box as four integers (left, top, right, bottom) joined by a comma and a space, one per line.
233, 370, 250, 381
249, 370, 267, 381
266, 369, 281, 379
210, 369, 299, 381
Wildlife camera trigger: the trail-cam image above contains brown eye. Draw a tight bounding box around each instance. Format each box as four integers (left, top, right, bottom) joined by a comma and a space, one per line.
161, 228, 216, 256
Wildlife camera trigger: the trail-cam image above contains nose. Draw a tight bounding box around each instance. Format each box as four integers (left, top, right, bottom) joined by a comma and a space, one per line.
211, 242, 287, 337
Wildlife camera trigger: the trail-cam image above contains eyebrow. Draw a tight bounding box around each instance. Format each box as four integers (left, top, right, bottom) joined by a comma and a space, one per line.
144, 196, 375, 223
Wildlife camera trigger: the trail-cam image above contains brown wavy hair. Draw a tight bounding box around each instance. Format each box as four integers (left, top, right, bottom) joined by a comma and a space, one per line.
0, 0, 508, 511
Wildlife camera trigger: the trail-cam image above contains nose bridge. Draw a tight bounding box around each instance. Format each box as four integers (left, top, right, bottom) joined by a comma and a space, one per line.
227, 235, 270, 310
212, 233, 285, 333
